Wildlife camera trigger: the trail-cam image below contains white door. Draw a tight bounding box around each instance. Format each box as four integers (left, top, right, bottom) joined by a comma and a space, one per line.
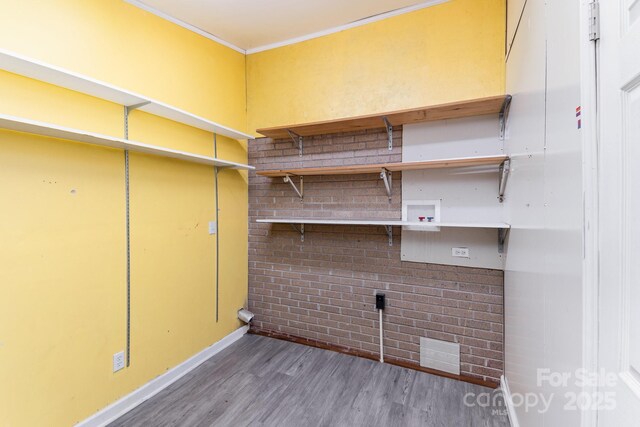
598, 0, 640, 424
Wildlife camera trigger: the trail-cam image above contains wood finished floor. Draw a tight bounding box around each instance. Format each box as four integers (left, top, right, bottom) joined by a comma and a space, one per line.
109, 334, 510, 427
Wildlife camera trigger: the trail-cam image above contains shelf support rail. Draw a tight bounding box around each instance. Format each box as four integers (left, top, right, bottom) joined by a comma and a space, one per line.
498, 228, 509, 253
283, 174, 303, 200
122, 99, 154, 368
380, 168, 393, 202
384, 225, 393, 246
498, 159, 510, 203
499, 95, 512, 141
287, 129, 303, 157
290, 223, 304, 242
123, 106, 131, 368
383, 117, 393, 150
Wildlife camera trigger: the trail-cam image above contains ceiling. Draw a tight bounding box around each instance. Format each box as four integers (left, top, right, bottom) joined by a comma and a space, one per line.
127, 0, 445, 53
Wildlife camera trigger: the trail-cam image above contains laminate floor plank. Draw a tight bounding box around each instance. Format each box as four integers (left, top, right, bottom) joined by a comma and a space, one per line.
108, 334, 509, 427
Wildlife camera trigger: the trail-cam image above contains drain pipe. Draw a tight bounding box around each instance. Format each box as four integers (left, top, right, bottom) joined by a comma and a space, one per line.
238, 308, 254, 324
376, 293, 385, 363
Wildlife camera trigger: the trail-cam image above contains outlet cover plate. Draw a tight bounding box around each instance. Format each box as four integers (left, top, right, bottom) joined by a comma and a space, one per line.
113, 351, 125, 372
452, 247, 470, 258
208, 221, 217, 235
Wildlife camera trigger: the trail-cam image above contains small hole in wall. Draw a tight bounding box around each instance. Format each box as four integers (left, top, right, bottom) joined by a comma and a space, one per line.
70, 189, 77, 195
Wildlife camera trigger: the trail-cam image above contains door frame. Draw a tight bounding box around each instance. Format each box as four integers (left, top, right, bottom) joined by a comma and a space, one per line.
579, 0, 600, 426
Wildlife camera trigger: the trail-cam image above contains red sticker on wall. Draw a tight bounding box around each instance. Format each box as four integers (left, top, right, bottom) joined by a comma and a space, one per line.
576, 106, 582, 129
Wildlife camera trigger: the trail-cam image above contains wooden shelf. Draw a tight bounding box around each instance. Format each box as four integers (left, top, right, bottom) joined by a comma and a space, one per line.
257, 218, 510, 229
256, 95, 510, 140
257, 155, 508, 177
0, 114, 254, 170
0, 48, 254, 140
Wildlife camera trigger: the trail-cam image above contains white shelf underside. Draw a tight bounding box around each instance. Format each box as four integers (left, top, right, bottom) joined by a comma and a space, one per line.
0, 48, 253, 140
0, 114, 254, 170
257, 218, 510, 229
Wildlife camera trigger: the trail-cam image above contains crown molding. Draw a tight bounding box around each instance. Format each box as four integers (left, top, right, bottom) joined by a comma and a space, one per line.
124, 0, 246, 54
124, 0, 450, 55
246, 0, 449, 54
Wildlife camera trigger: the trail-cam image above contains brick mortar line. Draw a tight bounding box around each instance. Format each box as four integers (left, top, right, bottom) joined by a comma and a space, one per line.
248, 129, 504, 383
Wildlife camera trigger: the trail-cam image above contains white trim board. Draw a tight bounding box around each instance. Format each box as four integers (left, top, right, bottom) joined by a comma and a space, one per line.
500, 375, 520, 427
245, 0, 450, 54
0, 114, 254, 170
76, 325, 249, 427
579, 2, 599, 427
0, 48, 253, 140
124, 0, 449, 55
124, 0, 246, 54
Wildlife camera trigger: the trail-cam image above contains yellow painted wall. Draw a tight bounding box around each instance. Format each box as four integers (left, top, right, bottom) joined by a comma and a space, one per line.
0, 0, 247, 132
246, 0, 506, 132
0, 0, 505, 425
0, 1, 248, 426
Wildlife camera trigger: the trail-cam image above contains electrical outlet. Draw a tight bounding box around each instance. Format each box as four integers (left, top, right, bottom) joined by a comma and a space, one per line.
113, 351, 125, 372
452, 247, 470, 258
208, 221, 217, 235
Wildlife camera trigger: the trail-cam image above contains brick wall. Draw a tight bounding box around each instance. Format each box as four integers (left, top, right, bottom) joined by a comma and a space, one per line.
248, 128, 504, 384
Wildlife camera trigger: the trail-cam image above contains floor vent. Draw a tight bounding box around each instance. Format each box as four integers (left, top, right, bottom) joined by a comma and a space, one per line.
419, 337, 460, 375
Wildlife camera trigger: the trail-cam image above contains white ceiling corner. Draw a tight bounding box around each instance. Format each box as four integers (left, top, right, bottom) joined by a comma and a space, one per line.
125, 0, 448, 53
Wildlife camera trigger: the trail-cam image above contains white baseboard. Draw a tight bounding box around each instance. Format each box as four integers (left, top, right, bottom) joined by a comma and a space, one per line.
76, 325, 249, 427
500, 375, 520, 427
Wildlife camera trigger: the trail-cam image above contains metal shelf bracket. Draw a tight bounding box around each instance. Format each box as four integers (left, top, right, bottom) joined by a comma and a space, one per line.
124, 101, 152, 137
384, 225, 393, 246
291, 223, 304, 242
380, 168, 393, 202
498, 228, 509, 253
287, 129, 303, 156
283, 174, 303, 200
126, 101, 152, 112
499, 95, 512, 141
498, 159, 510, 203
383, 116, 393, 150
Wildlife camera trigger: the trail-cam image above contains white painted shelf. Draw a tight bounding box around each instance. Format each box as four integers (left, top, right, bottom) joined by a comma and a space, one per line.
0, 114, 254, 170
0, 48, 254, 140
256, 218, 510, 229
